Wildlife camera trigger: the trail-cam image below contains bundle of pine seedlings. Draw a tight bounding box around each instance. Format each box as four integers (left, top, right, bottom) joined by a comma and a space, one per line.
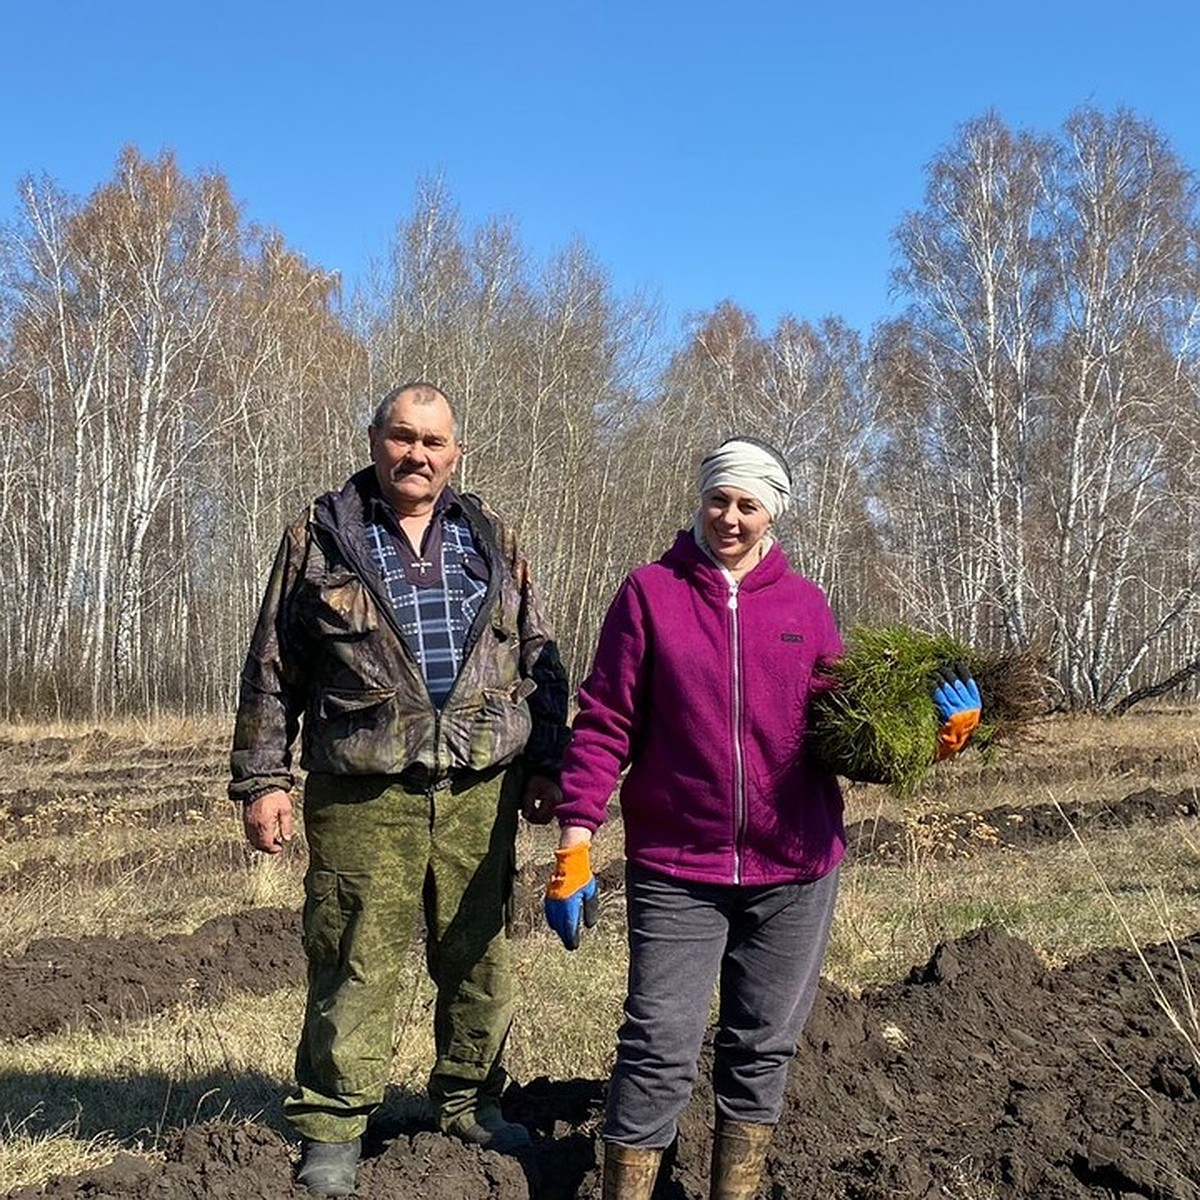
806, 624, 1046, 796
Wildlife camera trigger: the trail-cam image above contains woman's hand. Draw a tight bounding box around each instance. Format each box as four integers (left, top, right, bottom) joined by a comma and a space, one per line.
932, 663, 982, 760
543, 830, 599, 949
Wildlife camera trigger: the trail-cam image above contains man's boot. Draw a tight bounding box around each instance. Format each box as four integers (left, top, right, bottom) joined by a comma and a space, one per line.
709, 1119, 773, 1200
296, 1137, 361, 1197
445, 1101, 533, 1153
602, 1142, 663, 1200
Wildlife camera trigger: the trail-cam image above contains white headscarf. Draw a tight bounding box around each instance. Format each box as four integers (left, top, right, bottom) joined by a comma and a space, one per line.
697, 437, 792, 519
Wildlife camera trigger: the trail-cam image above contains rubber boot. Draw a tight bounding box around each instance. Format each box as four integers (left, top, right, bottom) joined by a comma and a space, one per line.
296, 1137, 361, 1197
709, 1119, 773, 1200
602, 1142, 663, 1200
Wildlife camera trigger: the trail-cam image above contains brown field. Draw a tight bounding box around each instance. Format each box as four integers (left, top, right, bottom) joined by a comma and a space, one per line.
0, 711, 1197, 1198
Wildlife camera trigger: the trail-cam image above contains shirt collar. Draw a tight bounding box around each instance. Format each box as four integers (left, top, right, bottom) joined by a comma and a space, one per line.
367, 481, 462, 532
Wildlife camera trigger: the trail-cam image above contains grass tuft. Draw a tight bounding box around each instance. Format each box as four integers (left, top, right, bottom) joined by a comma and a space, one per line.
0, 1106, 126, 1194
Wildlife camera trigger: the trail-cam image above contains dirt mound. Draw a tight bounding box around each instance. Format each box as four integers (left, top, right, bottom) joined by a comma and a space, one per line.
673, 926, 1200, 1199
0, 908, 303, 1040
8, 927, 1198, 1198
6, 1124, 298, 1200
8, 1097, 601, 1200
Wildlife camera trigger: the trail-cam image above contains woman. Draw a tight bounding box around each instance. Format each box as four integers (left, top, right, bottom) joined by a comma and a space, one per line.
546, 437, 982, 1198
544, 436, 848, 1200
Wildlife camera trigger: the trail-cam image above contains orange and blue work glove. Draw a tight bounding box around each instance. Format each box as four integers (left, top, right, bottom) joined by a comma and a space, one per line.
544, 842, 599, 950
932, 663, 982, 760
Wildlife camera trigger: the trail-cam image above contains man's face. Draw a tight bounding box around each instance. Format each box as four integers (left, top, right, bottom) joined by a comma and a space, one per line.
368, 390, 462, 515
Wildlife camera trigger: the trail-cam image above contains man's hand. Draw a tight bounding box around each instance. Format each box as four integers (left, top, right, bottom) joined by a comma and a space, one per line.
932, 663, 982, 760
544, 837, 599, 950
521, 774, 561, 825
243, 789, 295, 853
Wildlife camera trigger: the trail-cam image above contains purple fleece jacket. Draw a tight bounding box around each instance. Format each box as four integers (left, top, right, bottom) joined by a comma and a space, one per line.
555, 531, 846, 885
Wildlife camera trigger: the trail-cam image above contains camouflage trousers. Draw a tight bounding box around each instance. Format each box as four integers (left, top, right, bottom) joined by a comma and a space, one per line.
283, 765, 520, 1143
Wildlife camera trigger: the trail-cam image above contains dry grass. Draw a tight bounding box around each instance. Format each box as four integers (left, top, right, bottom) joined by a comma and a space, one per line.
847, 708, 1200, 824
1053, 798, 1200, 1069
0, 988, 299, 1186
0, 818, 299, 956
0, 1113, 125, 1195
0, 711, 303, 955
824, 708, 1200, 987
0, 710, 1197, 1190
829, 813, 1200, 988
0, 714, 231, 749
508, 909, 630, 1081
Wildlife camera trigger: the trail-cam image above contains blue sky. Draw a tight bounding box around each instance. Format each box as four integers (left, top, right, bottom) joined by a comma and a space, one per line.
2, 1, 1198, 336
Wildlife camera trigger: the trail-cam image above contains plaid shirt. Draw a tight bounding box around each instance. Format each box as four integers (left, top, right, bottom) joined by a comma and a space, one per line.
365, 499, 488, 708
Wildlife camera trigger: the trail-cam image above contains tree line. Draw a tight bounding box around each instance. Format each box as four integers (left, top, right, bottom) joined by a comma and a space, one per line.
2, 106, 1197, 719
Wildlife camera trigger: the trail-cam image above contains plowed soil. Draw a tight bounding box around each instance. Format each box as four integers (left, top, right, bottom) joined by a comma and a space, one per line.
2, 724, 1198, 1198
8, 927, 1198, 1199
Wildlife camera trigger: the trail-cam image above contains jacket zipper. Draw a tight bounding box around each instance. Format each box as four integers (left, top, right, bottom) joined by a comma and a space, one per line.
727, 577, 746, 884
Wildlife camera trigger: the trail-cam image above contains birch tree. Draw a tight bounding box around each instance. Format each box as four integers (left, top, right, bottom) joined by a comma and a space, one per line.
1040, 108, 1200, 706
890, 112, 1053, 647
888, 107, 1200, 707
1, 148, 363, 713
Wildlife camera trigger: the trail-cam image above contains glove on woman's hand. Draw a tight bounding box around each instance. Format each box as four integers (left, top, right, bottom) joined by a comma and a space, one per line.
544, 842, 599, 950
932, 663, 982, 760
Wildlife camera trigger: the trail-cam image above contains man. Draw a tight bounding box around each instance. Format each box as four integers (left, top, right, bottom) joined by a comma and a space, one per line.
230, 382, 568, 1197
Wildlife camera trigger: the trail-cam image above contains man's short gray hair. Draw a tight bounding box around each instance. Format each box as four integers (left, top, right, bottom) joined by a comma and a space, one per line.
370, 381, 459, 438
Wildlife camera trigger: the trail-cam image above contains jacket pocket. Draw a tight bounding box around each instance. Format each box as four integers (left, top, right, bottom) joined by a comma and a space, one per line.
309, 687, 413, 775
305, 574, 379, 638
440, 685, 533, 771
318, 687, 396, 718
478, 683, 534, 765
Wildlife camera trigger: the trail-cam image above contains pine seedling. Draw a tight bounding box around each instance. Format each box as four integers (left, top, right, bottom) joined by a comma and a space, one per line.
807, 625, 981, 796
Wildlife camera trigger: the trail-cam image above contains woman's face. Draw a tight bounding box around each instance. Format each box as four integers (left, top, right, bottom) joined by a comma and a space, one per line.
701, 486, 772, 570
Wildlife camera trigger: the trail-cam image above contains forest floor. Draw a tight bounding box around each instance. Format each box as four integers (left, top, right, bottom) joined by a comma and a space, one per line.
0, 711, 1197, 1198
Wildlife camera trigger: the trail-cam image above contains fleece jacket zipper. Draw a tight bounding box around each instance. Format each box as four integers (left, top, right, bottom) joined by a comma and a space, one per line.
727, 577, 746, 884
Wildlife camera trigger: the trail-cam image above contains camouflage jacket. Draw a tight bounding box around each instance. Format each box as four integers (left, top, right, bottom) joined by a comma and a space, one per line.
228, 469, 570, 801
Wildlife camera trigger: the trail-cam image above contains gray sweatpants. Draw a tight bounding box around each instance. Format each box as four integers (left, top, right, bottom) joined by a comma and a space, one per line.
604, 862, 839, 1148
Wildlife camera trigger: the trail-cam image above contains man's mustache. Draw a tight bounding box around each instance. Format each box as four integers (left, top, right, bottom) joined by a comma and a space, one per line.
390, 465, 431, 481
